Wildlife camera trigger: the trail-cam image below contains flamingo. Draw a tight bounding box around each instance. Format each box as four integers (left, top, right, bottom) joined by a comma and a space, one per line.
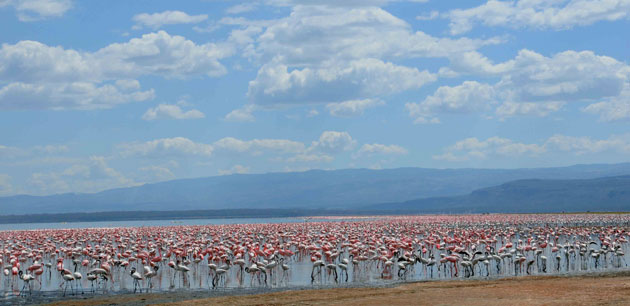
130, 267, 143, 293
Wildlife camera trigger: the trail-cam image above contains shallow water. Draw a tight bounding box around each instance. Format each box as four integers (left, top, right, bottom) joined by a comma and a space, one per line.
1, 215, 629, 301
0, 217, 346, 231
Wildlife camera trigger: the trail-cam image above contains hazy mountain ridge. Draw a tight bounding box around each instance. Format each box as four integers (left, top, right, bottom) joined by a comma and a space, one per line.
2, 163, 630, 215
370, 175, 630, 213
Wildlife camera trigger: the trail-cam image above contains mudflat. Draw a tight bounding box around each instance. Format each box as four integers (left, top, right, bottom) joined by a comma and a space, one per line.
42, 271, 630, 306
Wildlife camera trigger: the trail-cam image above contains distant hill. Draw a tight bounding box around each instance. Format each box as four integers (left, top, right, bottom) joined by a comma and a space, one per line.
2, 163, 630, 215
368, 175, 630, 213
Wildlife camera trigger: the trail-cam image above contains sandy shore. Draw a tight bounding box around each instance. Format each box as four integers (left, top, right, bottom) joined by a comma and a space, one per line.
26, 271, 630, 305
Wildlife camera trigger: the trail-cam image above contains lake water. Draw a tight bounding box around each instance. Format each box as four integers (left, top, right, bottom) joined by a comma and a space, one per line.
0, 217, 336, 231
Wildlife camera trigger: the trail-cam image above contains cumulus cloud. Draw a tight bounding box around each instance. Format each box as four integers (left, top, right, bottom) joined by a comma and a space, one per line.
357, 143, 408, 155
94, 31, 231, 79
1, 0, 72, 21
0, 173, 14, 196
218, 164, 250, 175
119, 137, 214, 157
1, 143, 69, 159
142, 104, 205, 120
434, 137, 547, 161
0, 31, 231, 110
242, 5, 497, 106
132, 11, 208, 30
0, 81, 154, 110
583, 84, 630, 122
417, 49, 629, 122
447, 0, 630, 35
495, 50, 627, 104
226, 3, 257, 14
213, 137, 305, 154
496, 101, 565, 118
286, 153, 333, 163
252, 6, 496, 65
309, 131, 356, 154
248, 59, 435, 105
139, 165, 175, 181
28, 156, 137, 195
406, 81, 495, 124
435, 134, 630, 161
0, 144, 26, 158
33, 144, 68, 154
326, 99, 385, 117
224, 104, 257, 122
545, 134, 630, 155
416, 10, 439, 20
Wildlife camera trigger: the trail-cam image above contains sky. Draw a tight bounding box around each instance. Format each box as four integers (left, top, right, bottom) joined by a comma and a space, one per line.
1, 0, 630, 196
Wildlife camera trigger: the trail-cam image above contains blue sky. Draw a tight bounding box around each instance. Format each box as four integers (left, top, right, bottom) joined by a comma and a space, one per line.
1, 0, 630, 196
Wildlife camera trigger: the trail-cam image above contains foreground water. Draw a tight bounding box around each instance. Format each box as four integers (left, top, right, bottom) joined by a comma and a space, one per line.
1, 214, 629, 302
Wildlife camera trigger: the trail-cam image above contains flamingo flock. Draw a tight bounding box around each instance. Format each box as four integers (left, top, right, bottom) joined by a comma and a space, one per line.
0, 214, 629, 298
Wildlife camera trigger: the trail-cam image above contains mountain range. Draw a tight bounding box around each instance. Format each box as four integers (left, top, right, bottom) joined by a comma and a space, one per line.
2, 163, 630, 215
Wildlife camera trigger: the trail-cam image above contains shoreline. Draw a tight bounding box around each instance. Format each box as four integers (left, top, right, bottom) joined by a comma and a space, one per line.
9, 270, 628, 306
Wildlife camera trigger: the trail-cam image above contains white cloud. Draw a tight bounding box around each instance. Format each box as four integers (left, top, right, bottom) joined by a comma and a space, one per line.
434, 136, 546, 161
1, 0, 72, 21
225, 104, 257, 122
435, 133, 630, 161
583, 84, 630, 122
28, 156, 137, 195
132, 11, 208, 30
253, 6, 495, 65
213, 137, 305, 154
95, 31, 231, 79
119, 137, 214, 157
0, 31, 231, 110
545, 134, 630, 155
0, 81, 154, 110
406, 81, 495, 124
420, 49, 629, 122
117, 133, 358, 166
416, 10, 439, 20
248, 59, 435, 105
309, 131, 356, 154
357, 143, 408, 155
139, 165, 175, 181
496, 101, 565, 118
0, 143, 70, 159
142, 104, 205, 120
218, 164, 250, 175
33, 144, 68, 154
326, 99, 385, 117
0, 144, 26, 158
286, 153, 333, 163
448, 0, 630, 35
496, 50, 627, 104
0, 174, 14, 196
226, 3, 257, 14
242, 5, 497, 106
